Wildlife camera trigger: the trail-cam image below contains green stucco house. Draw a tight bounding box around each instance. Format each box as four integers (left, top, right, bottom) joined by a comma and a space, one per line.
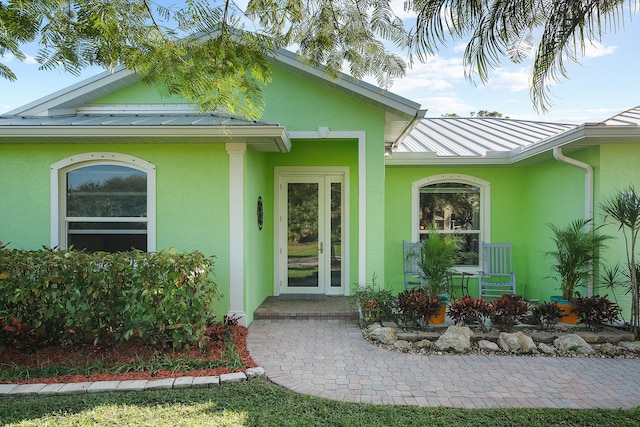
1, 49, 639, 323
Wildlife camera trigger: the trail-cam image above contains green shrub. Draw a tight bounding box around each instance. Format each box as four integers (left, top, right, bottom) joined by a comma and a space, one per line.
350, 276, 396, 324
531, 301, 564, 331
571, 293, 621, 331
396, 288, 441, 327
447, 295, 491, 330
489, 294, 528, 330
0, 247, 219, 349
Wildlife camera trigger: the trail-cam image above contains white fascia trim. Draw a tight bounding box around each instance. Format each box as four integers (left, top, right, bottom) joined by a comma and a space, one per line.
289, 130, 367, 287
7, 68, 135, 117
226, 143, 247, 326
0, 125, 289, 139
50, 152, 156, 251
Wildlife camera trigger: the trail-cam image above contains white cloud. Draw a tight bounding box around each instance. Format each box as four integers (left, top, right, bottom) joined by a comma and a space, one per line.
412, 95, 475, 117
514, 107, 623, 124
24, 54, 38, 64
581, 40, 617, 58
453, 43, 467, 53
390, 0, 417, 20
1, 52, 38, 64
483, 67, 530, 92
1, 53, 16, 63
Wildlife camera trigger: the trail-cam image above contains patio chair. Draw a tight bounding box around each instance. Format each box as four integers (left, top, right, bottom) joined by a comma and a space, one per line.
478, 242, 516, 298
403, 241, 423, 290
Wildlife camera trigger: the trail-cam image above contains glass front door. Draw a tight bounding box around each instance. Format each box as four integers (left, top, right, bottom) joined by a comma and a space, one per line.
279, 172, 345, 295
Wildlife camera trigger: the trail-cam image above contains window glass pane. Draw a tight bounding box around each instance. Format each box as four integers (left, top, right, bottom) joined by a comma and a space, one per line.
418, 233, 480, 266
67, 165, 147, 217
68, 222, 147, 231
419, 183, 480, 231
330, 182, 342, 287
68, 233, 147, 253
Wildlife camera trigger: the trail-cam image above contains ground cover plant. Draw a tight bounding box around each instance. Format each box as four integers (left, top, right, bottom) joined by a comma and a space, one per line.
1, 379, 639, 427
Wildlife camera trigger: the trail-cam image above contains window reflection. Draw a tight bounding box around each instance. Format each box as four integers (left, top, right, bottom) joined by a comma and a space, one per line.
66, 165, 147, 252
419, 183, 480, 266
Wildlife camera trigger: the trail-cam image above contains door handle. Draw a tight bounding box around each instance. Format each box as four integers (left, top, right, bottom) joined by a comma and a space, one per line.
319, 242, 323, 254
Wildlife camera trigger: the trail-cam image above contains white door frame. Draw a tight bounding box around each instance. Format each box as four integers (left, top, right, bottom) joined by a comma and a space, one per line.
274, 166, 349, 296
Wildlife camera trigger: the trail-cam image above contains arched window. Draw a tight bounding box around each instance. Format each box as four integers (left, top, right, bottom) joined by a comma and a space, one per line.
412, 174, 490, 271
51, 153, 156, 252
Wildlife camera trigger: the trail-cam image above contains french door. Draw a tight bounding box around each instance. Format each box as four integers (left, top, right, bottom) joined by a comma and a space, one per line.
276, 169, 347, 295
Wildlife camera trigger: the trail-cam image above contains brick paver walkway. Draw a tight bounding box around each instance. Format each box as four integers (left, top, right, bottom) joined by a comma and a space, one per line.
247, 319, 640, 408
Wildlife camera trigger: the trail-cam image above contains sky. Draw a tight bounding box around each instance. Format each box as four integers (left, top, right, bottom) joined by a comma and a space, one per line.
1, 1, 639, 124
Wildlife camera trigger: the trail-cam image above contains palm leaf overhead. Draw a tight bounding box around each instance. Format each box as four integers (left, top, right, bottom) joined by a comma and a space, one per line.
406, 0, 635, 111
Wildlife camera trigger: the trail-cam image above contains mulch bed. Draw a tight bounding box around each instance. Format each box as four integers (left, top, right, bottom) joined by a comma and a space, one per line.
0, 326, 257, 384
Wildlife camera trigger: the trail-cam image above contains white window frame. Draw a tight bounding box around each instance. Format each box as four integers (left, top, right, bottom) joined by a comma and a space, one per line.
51, 152, 156, 251
411, 174, 490, 273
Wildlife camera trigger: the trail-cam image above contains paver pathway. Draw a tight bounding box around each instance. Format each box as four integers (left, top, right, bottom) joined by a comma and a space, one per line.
247, 319, 640, 409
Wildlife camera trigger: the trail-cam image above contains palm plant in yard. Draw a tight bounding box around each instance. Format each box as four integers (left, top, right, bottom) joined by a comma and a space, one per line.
601, 186, 640, 338
546, 218, 609, 301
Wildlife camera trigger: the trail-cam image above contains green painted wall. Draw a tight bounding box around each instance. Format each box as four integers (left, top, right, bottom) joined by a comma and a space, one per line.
243, 149, 273, 325
597, 143, 640, 318
521, 148, 600, 304
384, 166, 528, 297
0, 143, 233, 319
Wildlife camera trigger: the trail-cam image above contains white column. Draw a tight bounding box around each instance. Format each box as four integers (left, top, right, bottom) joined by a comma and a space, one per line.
226, 143, 247, 326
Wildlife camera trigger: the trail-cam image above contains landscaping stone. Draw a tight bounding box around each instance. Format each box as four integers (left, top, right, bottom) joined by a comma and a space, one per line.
498, 332, 536, 353
396, 332, 422, 342
576, 331, 600, 343
192, 376, 220, 388
538, 343, 557, 355
527, 331, 556, 344
173, 376, 194, 389
619, 341, 640, 353
363, 324, 381, 336
597, 343, 625, 357
415, 339, 433, 350
393, 340, 412, 352
38, 384, 65, 395
0, 384, 16, 395
434, 326, 473, 353
59, 382, 92, 395
117, 380, 148, 392
88, 381, 121, 393
245, 367, 266, 379
478, 340, 499, 352
145, 378, 175, 391
554, 334, 594, 354
220, 372, 246, 384
370, 327, 397, 345
11, 383, 46, 396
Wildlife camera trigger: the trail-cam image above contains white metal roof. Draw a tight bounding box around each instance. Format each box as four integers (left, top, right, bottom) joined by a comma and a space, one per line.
602, 106, 640, 126
395, 117, 576, 157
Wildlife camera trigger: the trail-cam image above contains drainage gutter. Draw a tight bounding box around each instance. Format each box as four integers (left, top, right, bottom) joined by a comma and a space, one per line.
553, 146, 594, 296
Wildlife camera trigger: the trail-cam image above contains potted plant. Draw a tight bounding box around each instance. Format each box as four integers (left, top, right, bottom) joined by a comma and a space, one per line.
546, 218, 609, 324
417, 232, 460, 323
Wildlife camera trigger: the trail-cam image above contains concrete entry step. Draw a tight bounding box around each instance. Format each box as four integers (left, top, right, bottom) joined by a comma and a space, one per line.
254, 296, 358, 320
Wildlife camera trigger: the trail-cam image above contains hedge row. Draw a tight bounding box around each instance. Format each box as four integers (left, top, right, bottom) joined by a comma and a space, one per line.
0, 247, 219, 349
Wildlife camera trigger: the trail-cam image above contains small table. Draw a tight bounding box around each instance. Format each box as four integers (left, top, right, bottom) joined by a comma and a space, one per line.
451, 271, 472, 297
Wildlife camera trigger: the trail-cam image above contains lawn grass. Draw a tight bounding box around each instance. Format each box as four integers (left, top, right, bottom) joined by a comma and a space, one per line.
1, 378, 639, 426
